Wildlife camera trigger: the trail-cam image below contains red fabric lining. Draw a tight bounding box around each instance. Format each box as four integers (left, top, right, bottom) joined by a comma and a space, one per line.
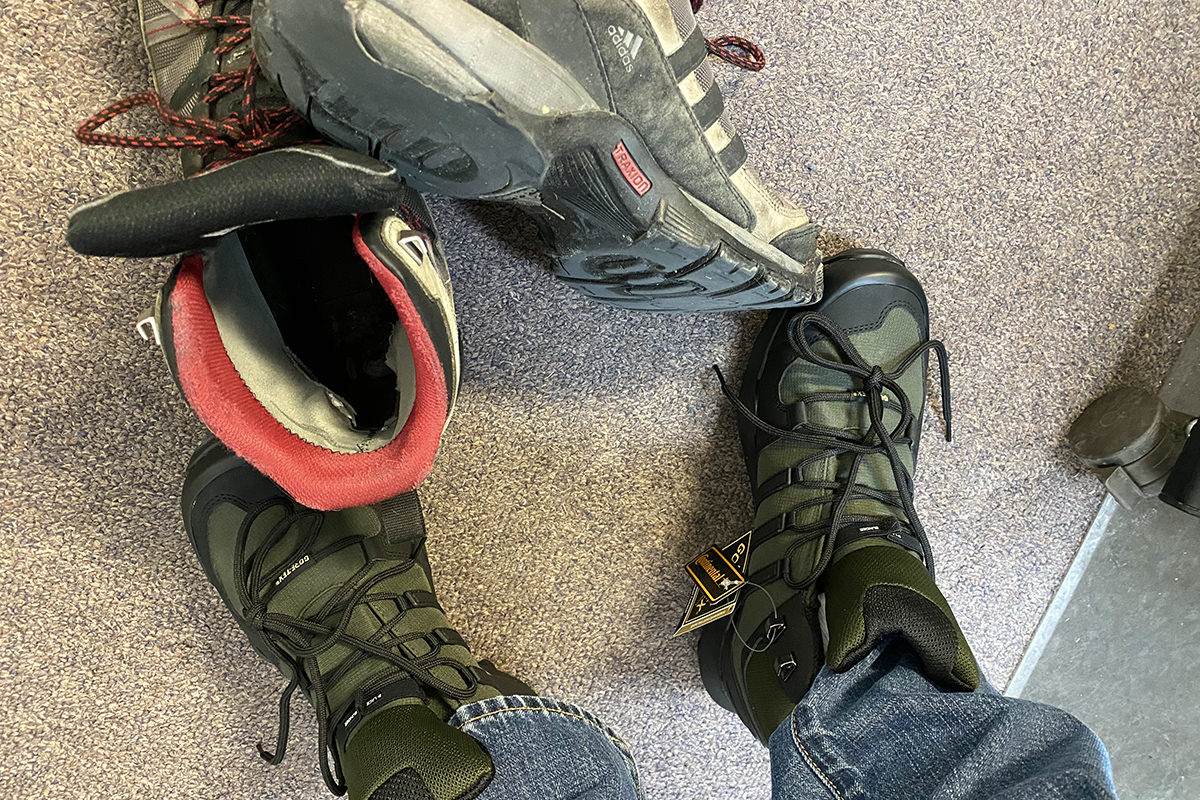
170, 219, 448, 510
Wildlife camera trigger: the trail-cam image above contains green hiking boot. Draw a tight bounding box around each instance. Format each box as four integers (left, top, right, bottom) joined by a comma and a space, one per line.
697, 249, 979, 743
182, 439, 532, 799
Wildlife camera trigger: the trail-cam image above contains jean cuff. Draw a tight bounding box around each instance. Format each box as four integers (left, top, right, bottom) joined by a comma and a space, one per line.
450, 695, 642, 800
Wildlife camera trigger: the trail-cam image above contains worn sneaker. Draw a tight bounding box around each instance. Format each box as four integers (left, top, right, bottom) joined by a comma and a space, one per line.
253, 0, 822, 311
182, 439, 531, 799
697, 249, 979, 742
69, 1, 458, 510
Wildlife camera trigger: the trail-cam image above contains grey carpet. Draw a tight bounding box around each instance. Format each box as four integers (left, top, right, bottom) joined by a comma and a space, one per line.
2, 0, 1198, 797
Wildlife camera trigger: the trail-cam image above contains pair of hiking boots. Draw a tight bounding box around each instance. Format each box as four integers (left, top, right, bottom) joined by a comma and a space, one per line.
69, 1, 978, 798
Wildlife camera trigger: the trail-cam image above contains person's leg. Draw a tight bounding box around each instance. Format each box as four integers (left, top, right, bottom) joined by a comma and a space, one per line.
450, 695, 642, 800
768, 640, 1115, 800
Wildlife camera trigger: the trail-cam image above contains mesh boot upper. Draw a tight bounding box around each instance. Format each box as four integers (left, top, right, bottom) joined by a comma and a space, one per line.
186, 455, 527, 798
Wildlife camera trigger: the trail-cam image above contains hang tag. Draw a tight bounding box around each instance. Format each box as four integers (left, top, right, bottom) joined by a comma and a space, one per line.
686, 543, 745, 602
673, 531, 753, 637
674, 585, 739, 637
719, 529, 753, 576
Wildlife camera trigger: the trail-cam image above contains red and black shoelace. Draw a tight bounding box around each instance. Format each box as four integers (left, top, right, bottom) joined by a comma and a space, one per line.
693, 0, 767, 71
78, 0, 765, 169
75, 0, 314, 170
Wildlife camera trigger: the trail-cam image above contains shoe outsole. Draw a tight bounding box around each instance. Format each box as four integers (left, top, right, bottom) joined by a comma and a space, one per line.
254, 0, 822, 312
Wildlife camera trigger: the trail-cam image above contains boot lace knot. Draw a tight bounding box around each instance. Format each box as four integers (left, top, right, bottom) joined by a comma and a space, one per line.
234, 500, 477, 795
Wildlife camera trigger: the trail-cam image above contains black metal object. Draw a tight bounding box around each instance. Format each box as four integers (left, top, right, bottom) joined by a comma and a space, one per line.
1067, 317, 1200, 517
1162, 421, 1200, 516
1067, 389, 1192, 508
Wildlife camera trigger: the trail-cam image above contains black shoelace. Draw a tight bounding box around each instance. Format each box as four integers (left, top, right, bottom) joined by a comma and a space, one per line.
714, 312, 952, 590
234, 501, 478, 794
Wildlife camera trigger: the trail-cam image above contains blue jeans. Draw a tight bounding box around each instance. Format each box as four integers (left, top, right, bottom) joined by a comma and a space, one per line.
449, 641, 1116, 799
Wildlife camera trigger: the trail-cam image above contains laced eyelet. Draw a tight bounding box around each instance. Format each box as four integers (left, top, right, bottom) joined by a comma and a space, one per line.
776, 654, 798, 681
714, 311, 952, 595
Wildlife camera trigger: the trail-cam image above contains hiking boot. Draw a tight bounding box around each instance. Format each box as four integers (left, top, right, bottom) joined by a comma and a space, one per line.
253, 0, 823, 311
182, 439, 532, 800
69, 1, 458, 510
697, 249, 979, 742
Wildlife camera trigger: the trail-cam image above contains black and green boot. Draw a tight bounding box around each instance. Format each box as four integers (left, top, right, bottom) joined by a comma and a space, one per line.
697, 249, 980, 743
182, 439, 531, 799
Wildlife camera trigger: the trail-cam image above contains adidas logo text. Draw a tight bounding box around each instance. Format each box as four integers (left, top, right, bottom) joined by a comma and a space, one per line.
607, 25, 644, 73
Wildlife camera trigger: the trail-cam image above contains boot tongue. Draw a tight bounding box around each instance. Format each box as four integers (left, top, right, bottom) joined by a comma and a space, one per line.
66, 146, 413, 257
772, 335, 916, 524
340, 703, 495, 800
821, 538, 980, 692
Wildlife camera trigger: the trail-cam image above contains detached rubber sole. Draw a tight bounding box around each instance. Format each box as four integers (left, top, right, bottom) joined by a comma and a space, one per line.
254, 0, 821, 312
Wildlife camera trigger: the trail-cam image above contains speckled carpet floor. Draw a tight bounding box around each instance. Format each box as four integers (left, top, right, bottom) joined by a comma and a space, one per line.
2, 0, 1198, 797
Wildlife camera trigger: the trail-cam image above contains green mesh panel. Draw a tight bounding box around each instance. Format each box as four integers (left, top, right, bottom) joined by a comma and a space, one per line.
748, 306, 926, 582
344, 705, 493, 800
203, 497, 499, 715
823, 543, 979, 691
372, 770, 435, 800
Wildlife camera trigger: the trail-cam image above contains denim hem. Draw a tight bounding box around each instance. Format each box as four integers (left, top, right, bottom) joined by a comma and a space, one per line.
450, 695, 643, 799
785, 701, 857, 800
769, 640, 1118, 800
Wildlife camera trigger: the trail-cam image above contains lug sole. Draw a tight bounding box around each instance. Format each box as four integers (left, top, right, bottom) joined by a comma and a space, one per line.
254, 0, 822, 312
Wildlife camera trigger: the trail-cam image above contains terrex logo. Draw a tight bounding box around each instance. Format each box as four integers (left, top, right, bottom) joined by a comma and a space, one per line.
607, 25, 644, 72
275, 554, 310, 587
